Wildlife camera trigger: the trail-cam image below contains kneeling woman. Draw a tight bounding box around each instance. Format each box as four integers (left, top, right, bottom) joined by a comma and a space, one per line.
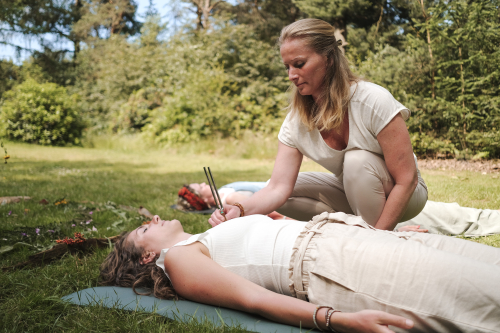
100, 215, 500, 332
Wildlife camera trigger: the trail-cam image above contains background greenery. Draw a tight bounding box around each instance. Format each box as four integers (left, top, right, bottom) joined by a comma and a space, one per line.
1, 0, 499, 157
1, 2, 499, 331
1, 142, 499, 332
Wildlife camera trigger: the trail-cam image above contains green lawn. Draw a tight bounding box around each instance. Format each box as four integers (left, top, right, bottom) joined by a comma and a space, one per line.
1, 142, 499, 332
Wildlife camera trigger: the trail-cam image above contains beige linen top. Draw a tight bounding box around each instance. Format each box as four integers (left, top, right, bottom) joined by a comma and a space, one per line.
278, 81, 413, 177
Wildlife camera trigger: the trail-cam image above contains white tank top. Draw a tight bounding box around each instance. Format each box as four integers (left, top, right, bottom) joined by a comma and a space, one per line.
156, 215, 305, 296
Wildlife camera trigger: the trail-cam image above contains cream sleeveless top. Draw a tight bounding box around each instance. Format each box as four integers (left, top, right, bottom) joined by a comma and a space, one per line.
156, 215, 305, 296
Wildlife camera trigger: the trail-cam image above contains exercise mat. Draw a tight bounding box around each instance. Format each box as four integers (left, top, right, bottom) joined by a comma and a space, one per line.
170, 204, 215, 214
62, 286, 315, 333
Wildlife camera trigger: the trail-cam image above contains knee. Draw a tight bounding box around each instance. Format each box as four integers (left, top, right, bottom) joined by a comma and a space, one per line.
343, 150, 383, 184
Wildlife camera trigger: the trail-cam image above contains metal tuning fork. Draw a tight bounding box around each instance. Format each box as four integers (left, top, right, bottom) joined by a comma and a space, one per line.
203, 167, 227, 221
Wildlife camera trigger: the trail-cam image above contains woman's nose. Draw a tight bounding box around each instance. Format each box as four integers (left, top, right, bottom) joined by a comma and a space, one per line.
152, 215, 160, 224
288, 68, 298, 81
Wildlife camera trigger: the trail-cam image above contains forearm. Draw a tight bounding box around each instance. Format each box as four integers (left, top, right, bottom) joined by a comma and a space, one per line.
238, 185, 290, 216
374, 182, 416, 230
249, 292, 413, 333
249, 292, 340, 331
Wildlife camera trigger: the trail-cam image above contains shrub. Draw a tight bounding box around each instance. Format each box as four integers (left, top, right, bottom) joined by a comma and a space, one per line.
0, 79, 84, 146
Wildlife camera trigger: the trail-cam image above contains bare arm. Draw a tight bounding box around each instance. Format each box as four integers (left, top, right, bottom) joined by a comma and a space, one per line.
225, 192, 253, 205
209, 142, 303, 226
375, 114, 419, 230
166, 243, 414, 332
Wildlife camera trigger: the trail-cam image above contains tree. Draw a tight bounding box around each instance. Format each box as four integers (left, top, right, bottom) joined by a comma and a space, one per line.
218, 0, 303, 42
292, 0, 412, 54
0, 0, 79, 57
72, 0, 141, 41
181, 0, 225, 30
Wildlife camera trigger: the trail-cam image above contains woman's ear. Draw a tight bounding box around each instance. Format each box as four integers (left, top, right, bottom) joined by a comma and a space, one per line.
140, 251, 156, 265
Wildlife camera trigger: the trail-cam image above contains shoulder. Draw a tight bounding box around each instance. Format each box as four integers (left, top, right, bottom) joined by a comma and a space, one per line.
350, 81, 395, 104
278, 111, 304, 148
350, 81, 409, 120
164, 242, 209, 268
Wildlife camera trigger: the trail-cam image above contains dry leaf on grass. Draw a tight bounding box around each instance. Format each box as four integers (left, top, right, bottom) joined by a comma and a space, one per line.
0, 196, 31, 205
138, 206, 154, 218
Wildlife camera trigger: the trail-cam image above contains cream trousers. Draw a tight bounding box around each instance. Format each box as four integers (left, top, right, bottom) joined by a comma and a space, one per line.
289, 212, 500, 333
277, 150, 428, 226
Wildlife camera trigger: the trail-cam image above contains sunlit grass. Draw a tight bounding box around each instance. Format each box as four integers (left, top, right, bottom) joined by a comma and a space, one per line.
1, 139, 499, 332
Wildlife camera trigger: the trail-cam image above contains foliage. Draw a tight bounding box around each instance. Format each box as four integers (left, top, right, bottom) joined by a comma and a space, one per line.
72, 0, 142, 41
0, 0, 141, 88
143, 22, 289, 145
218, 0, 304, 43
356, 0, 500, 158
74, 14, 167, 130
0, 60, 20, 99
1, 0, 499, 157
0, 79, 84, 146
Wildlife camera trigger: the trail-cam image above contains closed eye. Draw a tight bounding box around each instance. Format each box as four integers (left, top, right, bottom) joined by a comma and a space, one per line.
284, 62, 305, 71
143, 227, 148, 233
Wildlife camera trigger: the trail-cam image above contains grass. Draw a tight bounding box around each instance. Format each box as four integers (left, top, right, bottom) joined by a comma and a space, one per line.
1, 139, 499, 332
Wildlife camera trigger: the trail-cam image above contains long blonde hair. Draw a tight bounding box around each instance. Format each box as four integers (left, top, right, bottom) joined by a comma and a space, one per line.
279, 19, 360, 132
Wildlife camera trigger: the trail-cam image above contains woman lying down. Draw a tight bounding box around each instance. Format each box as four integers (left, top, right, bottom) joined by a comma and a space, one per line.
178, 174, 500, 236
100, 214, 500, 333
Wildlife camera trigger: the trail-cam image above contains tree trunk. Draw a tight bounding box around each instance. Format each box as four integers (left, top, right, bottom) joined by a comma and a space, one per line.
73, 0, 82, 60
111, 11, 125, 34
420, 0, 435, 100
459, 47, 467, 139
374, 1, 384, 37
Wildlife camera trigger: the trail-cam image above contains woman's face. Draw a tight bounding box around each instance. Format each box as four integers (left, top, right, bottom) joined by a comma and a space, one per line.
280, 38, 327, 101
189, 182, 214, 204
127, 215, 184, 255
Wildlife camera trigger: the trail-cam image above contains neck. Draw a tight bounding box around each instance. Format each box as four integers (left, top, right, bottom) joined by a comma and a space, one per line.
207, 192, 217, 206
165, 232, 193, 248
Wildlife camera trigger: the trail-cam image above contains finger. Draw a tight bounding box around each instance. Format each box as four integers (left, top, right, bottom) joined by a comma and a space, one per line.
376, 326, 396, 333
416, 228, 429, 233
377, 313, 414, 330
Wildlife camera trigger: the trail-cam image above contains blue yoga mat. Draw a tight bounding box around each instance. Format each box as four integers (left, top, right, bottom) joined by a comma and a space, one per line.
62, 286, 317, 333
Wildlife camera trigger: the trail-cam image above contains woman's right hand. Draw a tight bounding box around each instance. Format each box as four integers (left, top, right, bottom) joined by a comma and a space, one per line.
397, 225, 428, 233
208, 205, 240, 227
331, 310, 414, 333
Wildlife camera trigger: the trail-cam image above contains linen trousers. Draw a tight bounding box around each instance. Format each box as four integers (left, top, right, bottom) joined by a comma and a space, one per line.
289, 212, 500, 333
277, 150, 428, 226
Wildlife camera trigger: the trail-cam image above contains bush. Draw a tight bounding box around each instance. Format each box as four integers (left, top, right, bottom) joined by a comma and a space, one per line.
0, 79, 84, 146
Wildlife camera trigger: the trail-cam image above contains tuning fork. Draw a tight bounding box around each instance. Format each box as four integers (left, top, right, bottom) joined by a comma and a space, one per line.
203, 167, 227, 221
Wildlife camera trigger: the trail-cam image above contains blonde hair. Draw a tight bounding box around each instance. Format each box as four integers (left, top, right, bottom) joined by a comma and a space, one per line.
279, 19, 360, 131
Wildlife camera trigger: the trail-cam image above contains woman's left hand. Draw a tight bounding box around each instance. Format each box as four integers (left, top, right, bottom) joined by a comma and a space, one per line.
331, 310, 414, 333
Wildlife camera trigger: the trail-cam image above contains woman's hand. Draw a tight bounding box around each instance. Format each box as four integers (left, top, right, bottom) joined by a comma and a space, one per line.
208, 205, 240, 227
206, 142, 303, 227
397, 225, 428, 233
332, 310, 414, 333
